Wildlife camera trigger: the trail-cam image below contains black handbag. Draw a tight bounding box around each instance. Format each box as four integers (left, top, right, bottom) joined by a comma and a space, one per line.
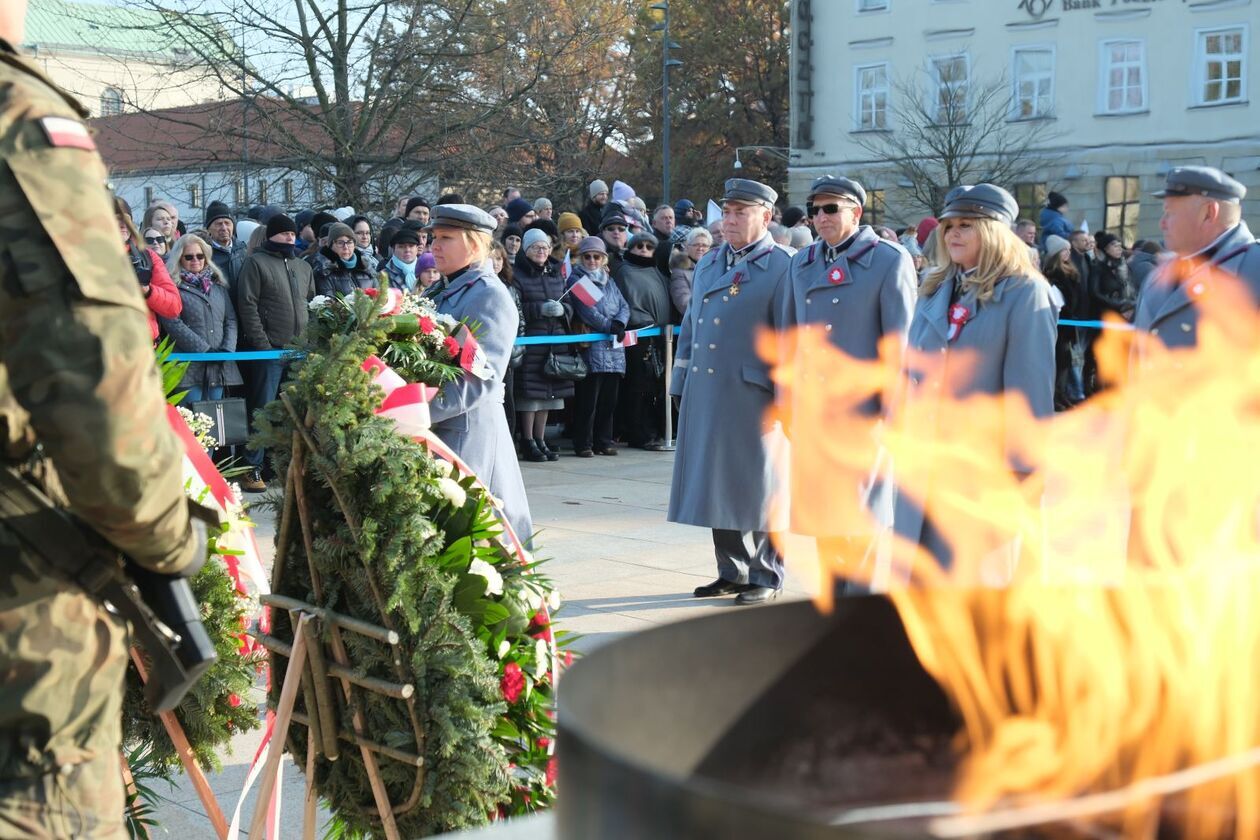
190, 397, 249, 446
643, 341, 665, 380
543, 350, 588, 382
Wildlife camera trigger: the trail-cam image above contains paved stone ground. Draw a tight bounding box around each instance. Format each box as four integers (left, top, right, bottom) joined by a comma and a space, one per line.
149, 447, 819, 837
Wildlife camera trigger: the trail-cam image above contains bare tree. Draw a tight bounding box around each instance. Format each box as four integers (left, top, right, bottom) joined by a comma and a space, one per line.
853, 72, 1066, 216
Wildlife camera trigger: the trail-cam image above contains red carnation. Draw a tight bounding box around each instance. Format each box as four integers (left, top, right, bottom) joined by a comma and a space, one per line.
528, 612, 553, 642
501, 662, 525, 704
444, 335, 461, 358
363, 288, 379, 298
545, 757, 558, 787
419, 315, 436, 335
537, 736, 551, 750
563, 650, 574, 668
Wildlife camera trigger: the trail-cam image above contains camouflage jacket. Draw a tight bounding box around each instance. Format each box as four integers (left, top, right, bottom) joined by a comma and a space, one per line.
0, 39, 194, 575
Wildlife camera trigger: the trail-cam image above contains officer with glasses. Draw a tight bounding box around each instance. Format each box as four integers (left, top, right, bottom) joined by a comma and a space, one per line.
778, 175, 917, 595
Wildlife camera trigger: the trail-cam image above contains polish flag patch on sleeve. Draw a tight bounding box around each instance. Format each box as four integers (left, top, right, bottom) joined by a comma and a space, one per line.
38, 117, 97, 151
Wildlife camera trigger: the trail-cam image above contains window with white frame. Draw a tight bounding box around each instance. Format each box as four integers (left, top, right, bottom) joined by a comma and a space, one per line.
858, 0, 889, 10
99, 86, 123, 117
931, 54, 969, 124
1197, 27, 1246, 105
1100, 40, 1146, 113
855, 63, 890, 130
1012, 47, 1054, 119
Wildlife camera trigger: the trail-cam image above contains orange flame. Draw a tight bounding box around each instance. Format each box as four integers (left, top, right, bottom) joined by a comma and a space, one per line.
760, 265, 1260, 837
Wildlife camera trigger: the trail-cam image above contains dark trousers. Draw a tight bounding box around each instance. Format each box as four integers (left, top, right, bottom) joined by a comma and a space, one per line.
504, 366, 517, 440
617, 340, 663, 446
243, 358, 285, 469
572, 372, 620, 451
712, 529, 783, 590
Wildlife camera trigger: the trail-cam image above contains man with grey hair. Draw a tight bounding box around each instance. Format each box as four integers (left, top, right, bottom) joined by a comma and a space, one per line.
769, 221, 792, 250
532, 196, 553, 220
788, 225, 813, 250
1134, 165, 1260, 358
707, 218, 725, 248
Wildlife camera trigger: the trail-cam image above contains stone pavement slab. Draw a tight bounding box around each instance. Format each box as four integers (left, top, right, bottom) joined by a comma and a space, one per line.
150, 446, 821, 836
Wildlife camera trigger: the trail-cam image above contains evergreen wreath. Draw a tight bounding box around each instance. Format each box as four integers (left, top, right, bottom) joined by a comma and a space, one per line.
256, 290, 568, 838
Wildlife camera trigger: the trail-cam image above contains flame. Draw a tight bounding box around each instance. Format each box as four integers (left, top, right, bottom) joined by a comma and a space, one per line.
761, 265, 1260, 837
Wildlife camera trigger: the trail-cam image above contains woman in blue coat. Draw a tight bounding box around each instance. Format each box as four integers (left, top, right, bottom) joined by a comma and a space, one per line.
893, 184, 1056, 582
426, 205, 533, 545
567, 236, 630, 457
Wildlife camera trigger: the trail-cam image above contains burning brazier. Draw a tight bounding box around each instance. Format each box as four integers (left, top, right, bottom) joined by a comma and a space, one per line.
556, 596, 964, 839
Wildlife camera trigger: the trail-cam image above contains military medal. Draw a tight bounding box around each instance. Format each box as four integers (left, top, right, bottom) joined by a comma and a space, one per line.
729, 271, 743, 297
947, 304, 970, 342
828, 267, 844, 285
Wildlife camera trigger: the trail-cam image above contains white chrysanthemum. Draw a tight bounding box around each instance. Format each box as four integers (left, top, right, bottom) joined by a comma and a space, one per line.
547, 589, 562, 612
308, 294, 331, 310
468, 558, 504, 596
497, 639, 511, 659
436, 477, 466, 508
436, 313, 458, 329
524, 586, 544, 612
533, 639, 550, 679
432, 459, 454, 478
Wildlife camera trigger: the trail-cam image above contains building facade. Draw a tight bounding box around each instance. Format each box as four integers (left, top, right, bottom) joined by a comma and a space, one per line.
789, 0, 1259, 243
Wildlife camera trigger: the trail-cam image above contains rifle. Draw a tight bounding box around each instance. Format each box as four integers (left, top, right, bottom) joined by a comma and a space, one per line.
0, 465, 217, 712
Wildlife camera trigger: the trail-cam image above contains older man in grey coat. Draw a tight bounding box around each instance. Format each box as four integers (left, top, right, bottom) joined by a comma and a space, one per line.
779, 176, 917, 592
669, 179, 793, 605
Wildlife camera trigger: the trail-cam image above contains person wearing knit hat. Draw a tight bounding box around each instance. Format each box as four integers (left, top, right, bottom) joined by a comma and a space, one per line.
1093, 231, 1135, 321
405, 196, 430, 224
527, 217, 559, 244
521, 227, 550, 256
532, 197, 553, 220
311, 211, 339, 245
1040, 232, 1085, 407
416, 251, 445, 297
580, 179, 610, 236
294, 209, 316, 246
569, 232, 629, 458
916, 216, 939, 248
557, 212, 586, 257
312, 221, 376, 296
1043, 234, 1071, 260
500, 223, 524, 261
506, 197, 536, 226
203, 201, 244, 288
514, 220, 571, 463
1038, 190, 1074, 249
781, 206, 807, 229
235, 210, 315, 489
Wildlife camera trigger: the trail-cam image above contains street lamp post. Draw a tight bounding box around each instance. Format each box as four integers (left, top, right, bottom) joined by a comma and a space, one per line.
651, 2, 682, 206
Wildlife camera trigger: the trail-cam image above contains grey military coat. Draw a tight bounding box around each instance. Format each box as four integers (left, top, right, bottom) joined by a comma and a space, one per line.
892, 268, 1057, 569
430, 261, 533, 543
667, 232, 792, 531
1133, 222, 1260, 357
780, 225, 918, 537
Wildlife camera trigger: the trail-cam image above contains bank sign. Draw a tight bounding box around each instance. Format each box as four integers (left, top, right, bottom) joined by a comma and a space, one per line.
1018, 0, 1171, 18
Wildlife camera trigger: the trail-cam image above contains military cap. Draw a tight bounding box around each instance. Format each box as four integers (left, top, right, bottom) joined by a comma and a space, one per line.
939, 183, 1020, 225
722, 178, 778, 209
424, 203, 498, 234
1152, 165, 1246, 203
389, 227, 422, 247
807, 175, 865, 207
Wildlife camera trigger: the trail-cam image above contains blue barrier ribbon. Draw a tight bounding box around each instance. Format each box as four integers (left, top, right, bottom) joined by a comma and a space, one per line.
1059, 319, 1134, 331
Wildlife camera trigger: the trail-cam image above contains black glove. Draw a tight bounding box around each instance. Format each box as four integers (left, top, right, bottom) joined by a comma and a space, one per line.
611, 319, 626, 341
130, 246, 153, 286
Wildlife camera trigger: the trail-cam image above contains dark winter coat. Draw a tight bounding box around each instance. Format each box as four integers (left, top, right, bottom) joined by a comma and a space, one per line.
513, 251, 575, 401
669, 248, 696, 314
1128, 250, 1160, 293
614, 251, 670, 329
209, 239, 247, 292
568, 266, 630, 375
1069, 250, 1101, 320
579, 200, 606, 240
1093, 256, 1136, 320
235, 246, 315, 350
159, 272, 243, 389
311, 246, 377, 296
1038, 207, 1073, 249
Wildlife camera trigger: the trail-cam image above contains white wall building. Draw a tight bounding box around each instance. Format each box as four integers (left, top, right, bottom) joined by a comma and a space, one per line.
788, 0, 1260, 242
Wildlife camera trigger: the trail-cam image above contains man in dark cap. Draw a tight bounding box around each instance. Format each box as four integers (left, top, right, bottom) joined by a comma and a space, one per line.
382, 226, 422, 292
404, 196, 430, 225
779, 175, 917, 594
506, 197, 536, 227
310, 210, 339, 246
235, 212, 315, 490
1134, 166, 1260, 357
599, 207, 630, 276
205, 200, 245, 290
294, 208, 316, 250
669, 178, 794, 605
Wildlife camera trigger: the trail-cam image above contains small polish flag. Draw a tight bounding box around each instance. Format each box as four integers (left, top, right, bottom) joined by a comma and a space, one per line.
614, 329, 639, 348
570, 274, 604, 307
39, 116, 96, 151
456, 325, 493, 380
561, 251, 571, 281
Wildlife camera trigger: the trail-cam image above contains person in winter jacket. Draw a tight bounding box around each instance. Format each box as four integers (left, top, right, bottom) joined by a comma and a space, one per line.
311, 222, 377, 296
235, 213, 315, 488
416, 251, 445, 298
204, 201, 246, 293
490, 241, 524, 443
1038, 191, 1074, 250
1127, 240, 1162, 295
1092, 232, 1136, 322
115, 197, 180, 341
557, 212, 586, 260
614, 231, 671, 450
160, 234, 241, 404
380, 226, 422, 292
513, 228, 573, 462
568, 237, 630, 457
668, 225, 712, 315
579, 178, 610, 237
1042, 236, 1087, 407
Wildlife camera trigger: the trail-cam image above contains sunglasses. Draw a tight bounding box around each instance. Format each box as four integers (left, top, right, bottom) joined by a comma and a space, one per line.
182, 253, 206, 262
631, 242, 655, 251
580, 253, 605, 261
808, 202, 856, 217
145, 235, 165, 245
604, 225, 627, 233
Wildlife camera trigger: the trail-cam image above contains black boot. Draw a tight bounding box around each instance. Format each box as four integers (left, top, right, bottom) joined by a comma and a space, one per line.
524, 439, 548, 462
537, 438, 559, 462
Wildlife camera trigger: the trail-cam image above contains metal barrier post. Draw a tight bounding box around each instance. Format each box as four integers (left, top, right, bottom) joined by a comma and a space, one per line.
661, 325, 676, 451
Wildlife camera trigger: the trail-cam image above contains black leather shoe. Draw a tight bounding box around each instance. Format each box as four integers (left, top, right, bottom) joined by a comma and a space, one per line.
594, 446, 618, 456
575, 448, 594, 458
524, 440, 548, 463
734, 586, 781, 606
693, 578, 753, 598
537, 439, 559, 462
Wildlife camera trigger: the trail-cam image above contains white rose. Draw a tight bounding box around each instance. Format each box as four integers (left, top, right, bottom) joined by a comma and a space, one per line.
533, 639, 550, 679
497, 639, 510, 659
437, 477, 466, 508
547, 589, 562, 612
437, 313, 458, 329
524, 586, 544, 612
308, 295, 331, 310
468, 558, 504, 596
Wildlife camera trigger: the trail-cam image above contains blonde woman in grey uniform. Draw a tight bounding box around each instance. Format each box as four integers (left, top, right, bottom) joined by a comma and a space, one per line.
892, 184, 1057, 577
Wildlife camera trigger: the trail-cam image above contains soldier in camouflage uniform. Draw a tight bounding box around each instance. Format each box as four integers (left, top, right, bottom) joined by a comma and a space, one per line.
0, 3, 201, 836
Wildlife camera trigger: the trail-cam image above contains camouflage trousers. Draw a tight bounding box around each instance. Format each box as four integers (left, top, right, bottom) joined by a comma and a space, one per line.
0, 563, 130, 839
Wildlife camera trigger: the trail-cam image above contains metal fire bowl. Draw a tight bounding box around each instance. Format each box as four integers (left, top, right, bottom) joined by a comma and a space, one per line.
556, 596, 960, 839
